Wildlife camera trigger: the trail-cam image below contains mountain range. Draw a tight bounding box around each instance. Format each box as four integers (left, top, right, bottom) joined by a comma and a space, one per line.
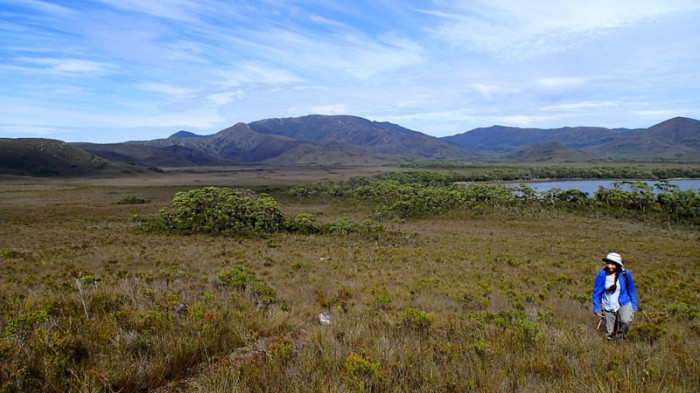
1, 115, 699, 176
0, 138, 148, 176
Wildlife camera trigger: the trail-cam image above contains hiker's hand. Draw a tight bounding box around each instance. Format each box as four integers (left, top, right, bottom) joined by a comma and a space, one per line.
596, 312, 602, 317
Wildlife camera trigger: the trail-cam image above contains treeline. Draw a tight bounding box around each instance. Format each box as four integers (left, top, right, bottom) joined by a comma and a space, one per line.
396, 164, 700, 182
287, 171, 700, 224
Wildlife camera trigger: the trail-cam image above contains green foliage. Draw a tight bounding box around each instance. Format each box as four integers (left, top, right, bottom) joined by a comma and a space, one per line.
155, 187, 384, 237
594, 181, 700, 223
217, 265, 277, 308
4, 309, 49, 336
217, 265, 256, 288
287, 171, 700, 224
628, 321, 666, 343
345, 352, 380, 380
400, 307, 436, 330
267, 338, 293, 361
285, 213, 321, 234
115, 195, 150, 205
158, 187, 285, 236
398, 164, 700, 181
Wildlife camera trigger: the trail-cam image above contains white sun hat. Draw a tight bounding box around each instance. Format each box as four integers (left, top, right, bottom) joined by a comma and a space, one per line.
602, 252, 624, 268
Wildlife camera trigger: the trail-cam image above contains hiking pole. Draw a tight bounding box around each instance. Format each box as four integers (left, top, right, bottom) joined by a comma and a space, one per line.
596, 316, 604, 330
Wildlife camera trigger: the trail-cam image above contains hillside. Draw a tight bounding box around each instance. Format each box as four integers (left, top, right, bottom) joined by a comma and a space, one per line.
0, 138, 145, 176
248, 115, 479, 159
75, 115, 482, 167
3, 116, 698, 175
506, 142, 596, 162
443, 117, 699, 161
443, 125, 637, 152
581, 117, 700, 160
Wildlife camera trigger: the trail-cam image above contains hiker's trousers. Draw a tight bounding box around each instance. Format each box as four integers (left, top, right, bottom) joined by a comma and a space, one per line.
603, 302, 634, 339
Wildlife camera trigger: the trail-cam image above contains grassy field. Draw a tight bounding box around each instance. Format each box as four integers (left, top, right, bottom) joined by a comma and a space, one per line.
1, 167, 698, 392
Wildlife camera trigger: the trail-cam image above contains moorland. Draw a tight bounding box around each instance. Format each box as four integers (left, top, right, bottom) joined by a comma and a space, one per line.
1, 164, 698, 392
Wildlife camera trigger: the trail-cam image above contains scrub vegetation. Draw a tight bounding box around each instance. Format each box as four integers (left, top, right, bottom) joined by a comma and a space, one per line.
0, 167, 698, 392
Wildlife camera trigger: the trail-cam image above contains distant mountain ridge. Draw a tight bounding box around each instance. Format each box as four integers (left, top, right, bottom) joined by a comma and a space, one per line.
73, 115, 482, 167
0, 138, 147, 176
444, 125, 640, 152
1, 115, 698, 176
248, 115, 476, 158
169, 130, 209, 139
444, 116, 699, 160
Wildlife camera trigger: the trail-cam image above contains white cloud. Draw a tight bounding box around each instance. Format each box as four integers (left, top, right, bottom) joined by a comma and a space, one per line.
93, 0, 205, 23
536, 77, 586, 89
218, 62, 303, 87
424, 0, 700, 58
136, 83, 200, 98
1, 0, 698, 142
304, 104, 348, 115
494, 115, 562, 126
207, 90, 245, 105
544, 101, 621, 111
16, 57, 111, 74
9, 0, 77, 18
472, 83, 522, 100
634, 109, 681, 117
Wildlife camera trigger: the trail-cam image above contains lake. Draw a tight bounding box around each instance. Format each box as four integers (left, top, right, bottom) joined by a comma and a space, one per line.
506, 179, 700, 195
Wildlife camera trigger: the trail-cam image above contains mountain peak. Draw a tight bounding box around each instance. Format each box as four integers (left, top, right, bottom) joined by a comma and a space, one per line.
169, 130, 207, 139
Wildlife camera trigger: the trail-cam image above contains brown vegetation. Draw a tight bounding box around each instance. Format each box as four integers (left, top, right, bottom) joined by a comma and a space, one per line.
0, 168, 698, 392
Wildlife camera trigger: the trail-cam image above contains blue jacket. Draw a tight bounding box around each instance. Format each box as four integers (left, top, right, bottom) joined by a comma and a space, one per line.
592, 269, 638, 314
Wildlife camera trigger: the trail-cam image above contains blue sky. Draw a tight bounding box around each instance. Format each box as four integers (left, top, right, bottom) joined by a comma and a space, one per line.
1, 0, 699, 143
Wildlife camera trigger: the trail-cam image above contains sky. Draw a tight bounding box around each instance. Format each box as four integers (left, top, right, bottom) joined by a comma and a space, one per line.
1, 0, 699, 143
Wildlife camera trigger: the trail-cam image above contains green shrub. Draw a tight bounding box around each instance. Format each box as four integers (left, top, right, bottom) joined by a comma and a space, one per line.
158, 187, 285, 236
285, 213, 321, 234
324, 217, 358, 235
115, 195, 150, 205
217, 265, 277, 309
401, 308, 435, 330
4, 309, 49, 337
628, 321, 666, 343
345, 352, 380, 380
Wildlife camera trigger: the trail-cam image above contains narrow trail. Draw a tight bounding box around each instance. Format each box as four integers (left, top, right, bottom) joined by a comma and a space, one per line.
151, 336, 279, 393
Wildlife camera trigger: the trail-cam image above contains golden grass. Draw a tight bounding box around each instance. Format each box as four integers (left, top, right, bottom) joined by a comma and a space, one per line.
0, 172, 698, 392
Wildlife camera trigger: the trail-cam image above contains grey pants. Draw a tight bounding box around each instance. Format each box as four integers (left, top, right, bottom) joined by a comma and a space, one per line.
603, 303, 634, 339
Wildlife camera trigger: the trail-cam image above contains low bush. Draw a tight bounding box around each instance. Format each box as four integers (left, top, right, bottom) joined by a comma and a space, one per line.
158, 187, 285, 236
115, 195, 150, 205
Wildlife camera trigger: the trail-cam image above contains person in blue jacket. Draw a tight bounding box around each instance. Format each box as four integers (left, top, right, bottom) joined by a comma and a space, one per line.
592, 252, 639, 340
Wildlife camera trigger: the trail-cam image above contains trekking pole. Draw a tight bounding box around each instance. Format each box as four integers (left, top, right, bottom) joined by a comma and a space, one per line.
596, 316, 604, 330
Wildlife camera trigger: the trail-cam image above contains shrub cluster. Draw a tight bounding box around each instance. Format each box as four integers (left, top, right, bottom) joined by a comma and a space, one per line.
287, 172, 700, 223
152, 186, 385, 237
399, 164, 700, 180
158, 187, 285, 236
115, 195, 150, 205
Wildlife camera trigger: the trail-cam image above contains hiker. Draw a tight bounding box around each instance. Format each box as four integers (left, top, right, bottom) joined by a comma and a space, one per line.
592, 252, 639, 340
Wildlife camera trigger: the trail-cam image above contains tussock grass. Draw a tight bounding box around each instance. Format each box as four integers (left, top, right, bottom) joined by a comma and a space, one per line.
0, 174, 698, 392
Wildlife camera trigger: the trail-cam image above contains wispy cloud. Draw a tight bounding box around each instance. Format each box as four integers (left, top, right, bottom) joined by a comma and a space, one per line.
93, 0, 210, 23
0, 0, 698, 142
424, 0, 700, 58
136, 83, 201, 98
544, 101, 621, 111
536, 77, 586, 89
207, 90, 245, 105
16, 57, 112, 74
305, 104, 349, 115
